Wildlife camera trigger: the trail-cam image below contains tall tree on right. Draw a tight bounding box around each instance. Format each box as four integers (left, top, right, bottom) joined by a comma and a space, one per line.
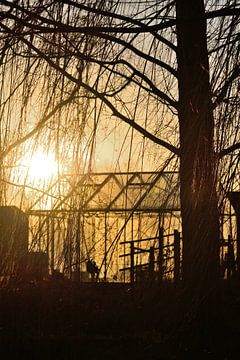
176, 0, 219, 289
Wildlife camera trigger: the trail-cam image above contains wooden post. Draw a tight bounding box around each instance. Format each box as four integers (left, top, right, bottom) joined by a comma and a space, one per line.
75, 213, 81, 281
38, 216, 42, 252
51, 217, 55, 275
123, 219, 127, 283
57, 218, 61, 269
226, 192, 240, 275
149, 246, 155, 281
104, 213, 107, 281
174, 229, 180, 284
130, 241, 134, 286
65, 217, 73, 279
46, 216, 50, 263
227, 234, 235, 279
158, 226, 164, 283
237, 215, 240, 275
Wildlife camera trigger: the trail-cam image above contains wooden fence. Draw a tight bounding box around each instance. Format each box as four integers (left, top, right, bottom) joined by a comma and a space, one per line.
120, 229, 238, 285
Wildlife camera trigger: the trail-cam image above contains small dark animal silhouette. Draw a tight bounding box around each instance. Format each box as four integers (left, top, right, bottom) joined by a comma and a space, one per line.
86, 259, 99, 280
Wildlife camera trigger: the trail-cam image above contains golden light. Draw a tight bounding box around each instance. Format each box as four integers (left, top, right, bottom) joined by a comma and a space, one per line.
27, 150, 58, 183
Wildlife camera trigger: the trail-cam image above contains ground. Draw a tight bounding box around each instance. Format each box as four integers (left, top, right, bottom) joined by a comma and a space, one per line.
0, 279, 240, 359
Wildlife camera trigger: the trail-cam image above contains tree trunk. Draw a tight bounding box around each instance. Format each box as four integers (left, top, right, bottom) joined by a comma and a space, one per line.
176, 0, 220, 289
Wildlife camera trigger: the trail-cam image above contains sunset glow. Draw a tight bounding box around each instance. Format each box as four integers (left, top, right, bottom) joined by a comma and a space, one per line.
27, 150, 58, 182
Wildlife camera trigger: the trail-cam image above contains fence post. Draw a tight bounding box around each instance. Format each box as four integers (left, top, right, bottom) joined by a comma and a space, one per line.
174, 229, 180, 284
75, 213, 81, 281
104, 213, 107, 281
149, 246, 155, 281
46, 216, 50, 268
51, 217, 55, 275
38, 216, 42, 252
237, 215, 240, 275
158, 227, 164, 283
227, 234, 235, 279
130, 242, 134, 286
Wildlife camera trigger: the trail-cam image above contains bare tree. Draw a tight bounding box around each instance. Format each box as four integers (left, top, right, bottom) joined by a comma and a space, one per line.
0, 0, 239, 290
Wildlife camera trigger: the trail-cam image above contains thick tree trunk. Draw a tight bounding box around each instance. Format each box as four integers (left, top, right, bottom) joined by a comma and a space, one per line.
176, 0, 220, 289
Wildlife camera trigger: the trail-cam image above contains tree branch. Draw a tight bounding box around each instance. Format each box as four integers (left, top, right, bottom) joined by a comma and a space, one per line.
207, 6, 240, 19
61, 44, 178, 109
0, 22, 179, 156
0, 11, 177, 77
1, 0, 177, 51
0, 86, 80, 161
213, 64, 240, 108
219, 142, 240, 158
0, 7, 175, 34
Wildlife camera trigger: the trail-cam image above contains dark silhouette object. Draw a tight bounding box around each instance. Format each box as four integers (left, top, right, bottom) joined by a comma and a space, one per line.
221, 236, 236, 279
0, 206, 28, 277
52, 269, 64, 280
86, 259, 99, 281
148, 246, 155, 281
227, 192, 240, 274
174, 230, 181, 284
26, 251, 49, 280
227, 241, 236, 279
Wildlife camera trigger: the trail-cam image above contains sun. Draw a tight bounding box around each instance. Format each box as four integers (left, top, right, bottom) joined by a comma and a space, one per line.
27, 150, 58, 183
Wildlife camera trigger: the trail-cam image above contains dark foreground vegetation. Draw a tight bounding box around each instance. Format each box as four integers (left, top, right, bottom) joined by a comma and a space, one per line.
1, 279, 240, 359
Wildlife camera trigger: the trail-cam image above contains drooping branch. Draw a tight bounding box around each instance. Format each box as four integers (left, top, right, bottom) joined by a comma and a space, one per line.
0, 22, 179, 156
1, 0, 177, 51
3, 0, 239, 32
56, 44, 178, 109
213, 64, 240, 108
208, 34, 239, 55
0, 86, 80, 161
0, 11, 177, 77
102, 60, 178, 109
1, 0, 176, 33
0, 9, 174, 34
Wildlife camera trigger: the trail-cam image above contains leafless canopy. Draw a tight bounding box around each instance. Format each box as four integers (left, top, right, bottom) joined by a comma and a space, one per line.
0, 0, 238, 203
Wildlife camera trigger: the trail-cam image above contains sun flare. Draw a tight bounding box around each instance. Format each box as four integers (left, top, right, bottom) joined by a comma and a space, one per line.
27, 150, 58, 182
